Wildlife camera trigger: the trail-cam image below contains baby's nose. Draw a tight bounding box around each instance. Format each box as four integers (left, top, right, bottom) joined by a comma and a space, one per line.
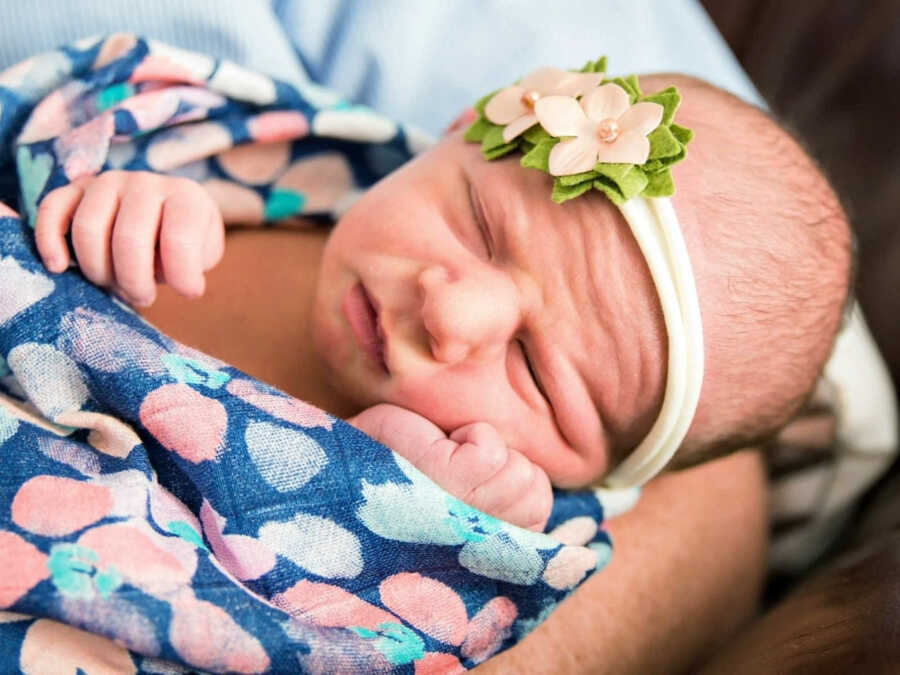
418, 265, 520, 363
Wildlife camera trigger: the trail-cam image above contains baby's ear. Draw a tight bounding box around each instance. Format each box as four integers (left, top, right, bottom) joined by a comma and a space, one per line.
444, 107, 477, 136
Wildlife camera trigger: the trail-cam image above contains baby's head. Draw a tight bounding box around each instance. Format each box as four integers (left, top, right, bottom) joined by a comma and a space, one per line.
313, 72, 852, 488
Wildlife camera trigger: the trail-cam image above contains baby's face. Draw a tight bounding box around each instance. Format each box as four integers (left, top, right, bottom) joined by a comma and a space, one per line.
313, 131, 669, 487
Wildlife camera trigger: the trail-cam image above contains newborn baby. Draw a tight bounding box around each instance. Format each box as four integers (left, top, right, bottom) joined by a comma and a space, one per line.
32, 73, 852, 531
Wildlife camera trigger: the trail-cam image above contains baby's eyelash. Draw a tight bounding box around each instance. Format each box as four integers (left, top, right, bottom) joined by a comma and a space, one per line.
468, 184, 493, 258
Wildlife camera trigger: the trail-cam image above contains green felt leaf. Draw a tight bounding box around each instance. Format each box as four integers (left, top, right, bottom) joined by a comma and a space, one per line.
464, 117, 493, 143
552, 179, 594, 203
647, 125, 681, 159
593, 162, 632, 182
658, 143, 687, 167
558, 169, 599, 186
592, 177, 626, 205
623, 166, 650, 200
624, 74, 642, 98
481, 124, 511, 152
594, 163, 648, 201
520, 137, 557, 172
483, 141, 519, 160
670, 123, 694, 145
579, 56, 608, 74
641, 86, 681, 125
523, 125, 553, 145
643, 168, 675, 197
606, 77, 638, 103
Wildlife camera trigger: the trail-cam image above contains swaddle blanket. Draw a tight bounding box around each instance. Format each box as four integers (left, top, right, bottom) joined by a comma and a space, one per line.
0, 35, 614, 673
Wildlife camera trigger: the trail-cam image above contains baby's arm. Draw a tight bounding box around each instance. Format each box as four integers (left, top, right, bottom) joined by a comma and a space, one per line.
348, 404, 553, 532
34, 171, 224, 307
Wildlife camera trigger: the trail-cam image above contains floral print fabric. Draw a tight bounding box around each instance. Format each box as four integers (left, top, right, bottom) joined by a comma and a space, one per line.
0, 35, 613, 673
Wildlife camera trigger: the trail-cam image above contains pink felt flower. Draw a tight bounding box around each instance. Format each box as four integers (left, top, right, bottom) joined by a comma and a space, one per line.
484, 67, 604, 142
535, 83, 664, 175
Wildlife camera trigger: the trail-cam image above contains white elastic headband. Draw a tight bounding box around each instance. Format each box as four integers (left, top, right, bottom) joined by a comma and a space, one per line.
465, 62, 702, 487
603, 196, 704, 487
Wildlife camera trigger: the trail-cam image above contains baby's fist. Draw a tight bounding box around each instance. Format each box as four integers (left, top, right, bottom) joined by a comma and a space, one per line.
36, 171, 224, 306
349, 405, 553, 532
445, 422, 553, 532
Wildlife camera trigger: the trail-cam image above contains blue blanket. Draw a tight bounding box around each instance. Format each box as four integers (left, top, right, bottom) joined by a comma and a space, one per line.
0, 35, 613, 673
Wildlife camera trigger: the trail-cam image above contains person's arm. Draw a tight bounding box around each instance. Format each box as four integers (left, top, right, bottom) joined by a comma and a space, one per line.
475, 449, 768, 674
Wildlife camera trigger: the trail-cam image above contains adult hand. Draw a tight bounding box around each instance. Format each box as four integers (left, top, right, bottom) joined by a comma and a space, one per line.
474, 450, 768, 674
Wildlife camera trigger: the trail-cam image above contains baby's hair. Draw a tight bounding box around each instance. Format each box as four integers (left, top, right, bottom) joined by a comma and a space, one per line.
656, 75, 854, 468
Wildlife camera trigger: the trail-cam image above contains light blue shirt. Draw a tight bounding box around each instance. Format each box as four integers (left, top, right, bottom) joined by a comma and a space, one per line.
0, 0, 762, 135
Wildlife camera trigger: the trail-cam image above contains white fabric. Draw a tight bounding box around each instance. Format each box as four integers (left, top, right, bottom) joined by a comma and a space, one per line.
769, 306, 899, 572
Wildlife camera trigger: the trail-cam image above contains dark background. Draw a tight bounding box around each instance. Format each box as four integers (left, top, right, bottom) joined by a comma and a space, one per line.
701, 1, 900, 387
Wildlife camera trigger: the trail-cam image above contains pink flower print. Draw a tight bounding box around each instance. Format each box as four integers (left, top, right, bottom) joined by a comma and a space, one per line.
484, 67, 604, 142
0, 531, 49, 608
274, 579, 399, 630
92, 33, 138, 70
414, 653, 465, 675
139, 383, 227, 463
169, 589, 270, 673
460, 597, 518, 664
199, 500, 276, 581
541, 545, 601, 590
77, 521, 197, 596
547, 515, 599, 545
129, 55, 206, 86
11, 475, 113, 536
535, 83, 664, 174
53, 112, 116, 181
116, 88, 182, 133
379, 573, 469, 646
247, 110, 309, 144
217, 141, 291, 185
226, 378, 334, 430
18, 88, 72, 144
201, 178, 264, 225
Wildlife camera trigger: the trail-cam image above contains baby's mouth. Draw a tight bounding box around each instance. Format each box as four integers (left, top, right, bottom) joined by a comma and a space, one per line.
343, 282, 389, 374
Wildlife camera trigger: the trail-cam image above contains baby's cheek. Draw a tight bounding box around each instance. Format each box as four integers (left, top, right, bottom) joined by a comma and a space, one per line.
387, 369, 501, 431
512, 426, 608, 490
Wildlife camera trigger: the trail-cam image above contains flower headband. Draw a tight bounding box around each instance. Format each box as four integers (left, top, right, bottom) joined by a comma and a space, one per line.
465, 59, 704, 488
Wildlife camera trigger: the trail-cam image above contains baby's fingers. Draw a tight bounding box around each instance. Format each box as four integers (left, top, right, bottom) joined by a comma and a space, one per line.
112, 191, 163, 306
35, 183, 84, 273
71, 179, 124, 286
467, 451, 553, 532
159, 190, 210, 298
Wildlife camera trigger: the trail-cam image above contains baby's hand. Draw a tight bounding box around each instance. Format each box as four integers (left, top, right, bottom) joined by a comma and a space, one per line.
348, 404, 553, 532
35, 171, 224, 306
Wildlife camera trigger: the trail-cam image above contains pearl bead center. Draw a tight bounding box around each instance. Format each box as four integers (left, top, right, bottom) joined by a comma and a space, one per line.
597, 118, 620, 143
521, 90, 541, 109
